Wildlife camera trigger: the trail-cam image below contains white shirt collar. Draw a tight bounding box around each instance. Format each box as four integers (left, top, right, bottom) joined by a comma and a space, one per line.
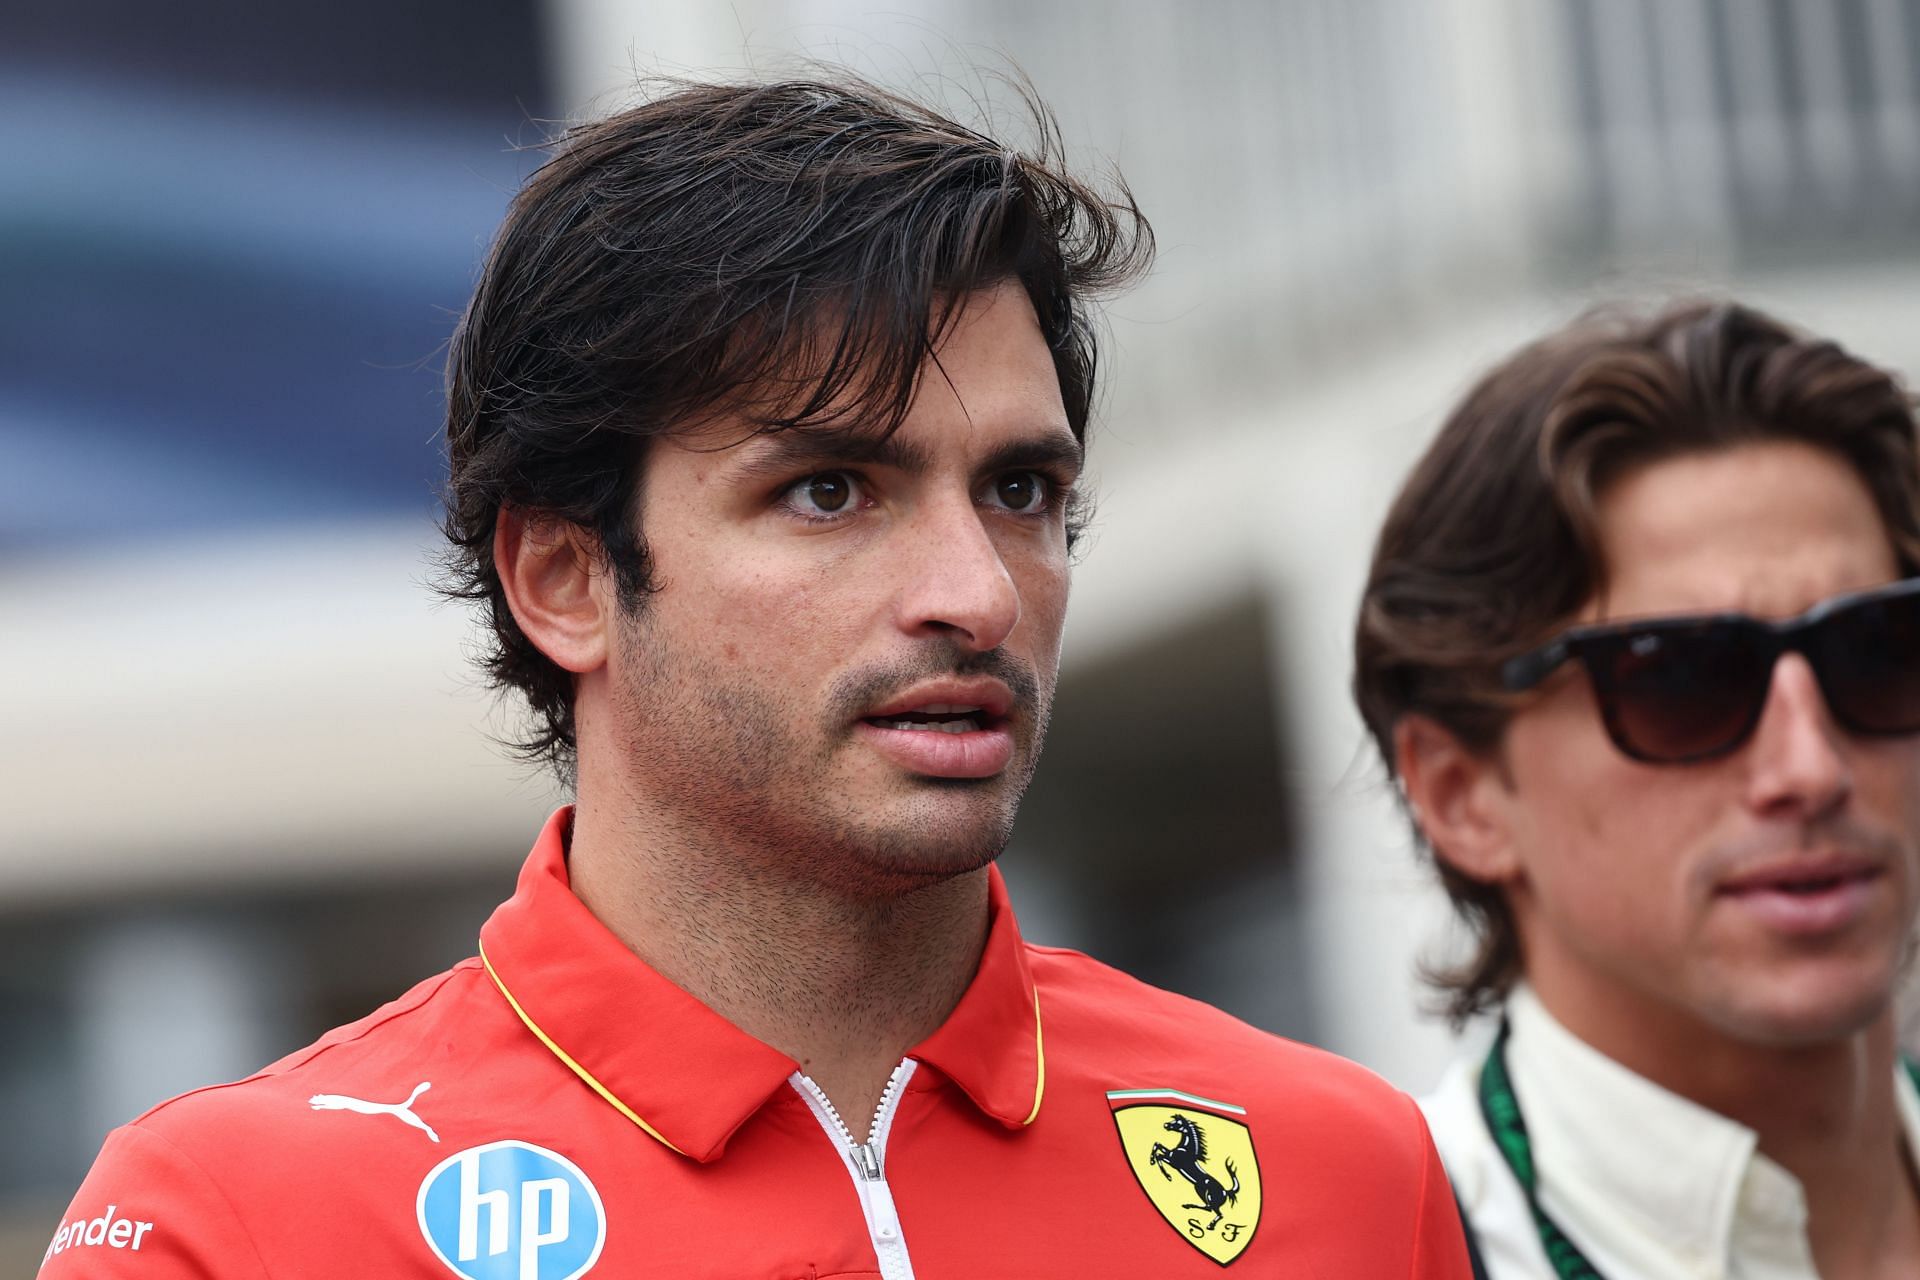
1505, 985, 1920, 1277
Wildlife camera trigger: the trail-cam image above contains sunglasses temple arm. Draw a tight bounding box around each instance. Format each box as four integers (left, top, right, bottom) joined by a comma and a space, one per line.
1502, 638, 1571, 692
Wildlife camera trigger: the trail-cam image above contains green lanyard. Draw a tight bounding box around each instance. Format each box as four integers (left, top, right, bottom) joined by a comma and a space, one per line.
1476, 1022, 1605, 1279
1478, 1021, 1920, 1280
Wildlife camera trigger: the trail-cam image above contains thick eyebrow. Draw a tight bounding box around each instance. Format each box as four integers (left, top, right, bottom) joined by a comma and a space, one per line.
725, 427, 1084, 485
975, 434, 1086, 482
725, 429, 933, 485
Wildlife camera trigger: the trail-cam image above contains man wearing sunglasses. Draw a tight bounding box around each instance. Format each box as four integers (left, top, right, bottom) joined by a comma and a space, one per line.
1355, 301, 1920, 1278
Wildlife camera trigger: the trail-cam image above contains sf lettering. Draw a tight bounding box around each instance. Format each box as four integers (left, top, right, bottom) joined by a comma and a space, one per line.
1186, 1219, 1248, 1242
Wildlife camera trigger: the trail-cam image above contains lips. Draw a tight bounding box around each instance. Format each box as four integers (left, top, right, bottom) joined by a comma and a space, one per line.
855, 679, 1017, 779
1718, 851, 1882, 894
862, 679, 1014, 724
1715, 852, 1887, 936
866, 703, 995, 734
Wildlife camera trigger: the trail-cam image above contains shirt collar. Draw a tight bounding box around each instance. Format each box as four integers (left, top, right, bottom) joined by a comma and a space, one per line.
478, 806, 1044, 1162
906, 861, 1045, 1131
1506, 984, 1920, 1270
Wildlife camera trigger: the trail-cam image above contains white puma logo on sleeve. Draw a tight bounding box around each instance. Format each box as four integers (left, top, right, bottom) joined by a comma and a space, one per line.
308, 1081, 441, 1142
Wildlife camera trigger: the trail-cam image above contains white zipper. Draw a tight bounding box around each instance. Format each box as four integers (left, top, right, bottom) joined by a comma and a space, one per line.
791, 1059, 918, 1280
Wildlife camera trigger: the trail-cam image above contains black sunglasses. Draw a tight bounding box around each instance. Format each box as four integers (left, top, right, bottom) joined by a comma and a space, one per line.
1500, 577, 1920, 764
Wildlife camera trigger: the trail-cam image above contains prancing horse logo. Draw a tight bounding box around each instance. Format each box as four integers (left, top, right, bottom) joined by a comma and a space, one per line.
1149, 1114, 1241, 1230
1110, 1090, 1263, 1264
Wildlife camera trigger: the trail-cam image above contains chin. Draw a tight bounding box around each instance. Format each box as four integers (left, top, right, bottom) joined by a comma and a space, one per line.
835, 796, 1019, 888
879, 803, 1017, 865
863, 838, 1004, 880
1702, 960, 1900, 1049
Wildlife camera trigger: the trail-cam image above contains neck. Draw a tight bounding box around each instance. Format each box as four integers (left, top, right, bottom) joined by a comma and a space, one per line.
565, 792, 992, 1142
1526, 978, 1920, 1275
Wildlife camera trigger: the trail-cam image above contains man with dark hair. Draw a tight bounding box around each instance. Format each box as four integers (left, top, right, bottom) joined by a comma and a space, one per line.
46, 77, 1470, 1277
1356, 300, 1920, 1278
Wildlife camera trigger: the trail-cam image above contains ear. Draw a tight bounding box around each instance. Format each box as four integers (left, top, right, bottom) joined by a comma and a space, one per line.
493, 506, 611, 675
1393, 714, 1523, 886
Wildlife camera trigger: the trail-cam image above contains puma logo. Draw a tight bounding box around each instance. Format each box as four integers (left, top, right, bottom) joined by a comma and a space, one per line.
308, 1081, 441, 1142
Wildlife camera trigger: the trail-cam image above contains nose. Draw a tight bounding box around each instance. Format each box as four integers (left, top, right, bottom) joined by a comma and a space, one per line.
893, 496, 1021, 652
1743, 652, 1853, 821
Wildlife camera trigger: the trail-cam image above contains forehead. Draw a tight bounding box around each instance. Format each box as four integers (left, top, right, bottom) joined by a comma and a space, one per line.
1590, 440, 1900, 621
679, 281, 1075, 471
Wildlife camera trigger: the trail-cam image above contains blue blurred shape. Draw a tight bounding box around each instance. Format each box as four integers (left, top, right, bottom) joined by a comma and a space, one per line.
0, 70, 539, 550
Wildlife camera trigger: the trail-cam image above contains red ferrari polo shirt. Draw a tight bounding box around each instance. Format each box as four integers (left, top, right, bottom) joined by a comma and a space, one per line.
43, 808, 1470, 1277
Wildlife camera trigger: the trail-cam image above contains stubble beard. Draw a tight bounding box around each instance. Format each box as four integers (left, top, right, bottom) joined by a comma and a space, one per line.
1688, 816, 1917, 1048
611, 609, 1054, 897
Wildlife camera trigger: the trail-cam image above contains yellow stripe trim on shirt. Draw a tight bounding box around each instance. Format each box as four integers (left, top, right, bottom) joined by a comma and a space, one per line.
478, 939, 688, 1157
1024, 988, 1046, 1125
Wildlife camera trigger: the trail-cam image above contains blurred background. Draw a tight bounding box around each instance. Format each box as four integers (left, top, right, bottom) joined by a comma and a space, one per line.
7, 0, 1920, 1262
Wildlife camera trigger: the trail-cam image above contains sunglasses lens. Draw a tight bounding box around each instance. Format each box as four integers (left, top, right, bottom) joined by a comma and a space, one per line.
1592, 623, 1770, 761
1817, 588, 1920, 734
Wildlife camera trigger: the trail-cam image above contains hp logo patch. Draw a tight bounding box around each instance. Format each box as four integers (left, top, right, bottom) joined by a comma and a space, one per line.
417, 1141, 606, 1280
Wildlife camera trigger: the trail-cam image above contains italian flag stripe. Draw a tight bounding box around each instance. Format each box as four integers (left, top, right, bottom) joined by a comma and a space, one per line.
1104, 1088, 1246, 1115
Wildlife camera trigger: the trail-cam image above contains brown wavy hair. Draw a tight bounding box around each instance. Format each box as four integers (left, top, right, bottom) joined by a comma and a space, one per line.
1353, 301, 1920, 1025
439, 75, 1152, 783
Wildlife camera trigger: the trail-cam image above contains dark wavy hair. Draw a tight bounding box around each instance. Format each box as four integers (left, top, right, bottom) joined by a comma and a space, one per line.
1353, 301, 1920, 1026
439, 75, 1152, 783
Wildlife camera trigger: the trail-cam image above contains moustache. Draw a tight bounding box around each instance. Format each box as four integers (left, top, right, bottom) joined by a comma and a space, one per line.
826, 644, 1043, 726
1696, 815, 1907, 887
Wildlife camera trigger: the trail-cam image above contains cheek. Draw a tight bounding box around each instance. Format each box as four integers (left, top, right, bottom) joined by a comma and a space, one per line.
1857, 737, 1920, 802
691, 554, 885, 679
1504, 694, 1618, 847
1008, 544, 1070, 642
1504, 709, 1716, 927
1851, 739, 1920, 855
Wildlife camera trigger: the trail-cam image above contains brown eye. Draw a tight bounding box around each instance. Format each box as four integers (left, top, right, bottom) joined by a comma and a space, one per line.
798, 473, 853, 513
992, 472, 1046, 512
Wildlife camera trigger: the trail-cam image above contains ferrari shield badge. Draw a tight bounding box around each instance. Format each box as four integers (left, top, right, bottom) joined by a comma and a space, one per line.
1109, 1089, 1261, 1265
